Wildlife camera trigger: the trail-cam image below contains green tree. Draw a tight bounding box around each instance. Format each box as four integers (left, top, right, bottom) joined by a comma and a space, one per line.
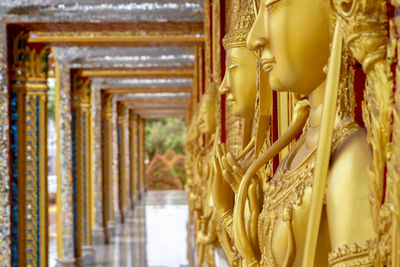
145, 117, 186, 161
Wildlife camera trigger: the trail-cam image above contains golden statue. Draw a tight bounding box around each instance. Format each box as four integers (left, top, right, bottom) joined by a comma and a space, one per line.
192, 84, 220, 267
226, 0, 386, 266
186, 0, 397, 266
212, 0, 271, 265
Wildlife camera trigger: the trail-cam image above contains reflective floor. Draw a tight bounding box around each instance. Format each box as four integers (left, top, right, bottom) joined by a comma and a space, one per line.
93, 190, 190, 267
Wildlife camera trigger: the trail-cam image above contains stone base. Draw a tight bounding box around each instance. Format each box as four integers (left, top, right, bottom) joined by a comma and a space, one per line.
91, 226, 106, 245
124, 206, 133, 218
56, 257, 84, 267
128, 198, 135, 210
120, 206, 128, 224
82, 246, 96, 265
132, 195, 139, 205
106, 220, 115, 242
114, 210, 122, 224
138, 189, 146, 200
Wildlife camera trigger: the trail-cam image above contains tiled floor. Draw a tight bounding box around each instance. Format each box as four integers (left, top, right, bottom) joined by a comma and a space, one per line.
93, 190, 190, 267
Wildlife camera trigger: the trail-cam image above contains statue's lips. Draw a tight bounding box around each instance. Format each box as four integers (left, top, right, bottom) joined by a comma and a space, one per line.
226, 94, 235, 103
261, 58, 275, 73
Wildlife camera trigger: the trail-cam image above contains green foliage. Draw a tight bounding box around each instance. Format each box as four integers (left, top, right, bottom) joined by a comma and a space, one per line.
145, 117, 186, 161
169, 154, 186, 187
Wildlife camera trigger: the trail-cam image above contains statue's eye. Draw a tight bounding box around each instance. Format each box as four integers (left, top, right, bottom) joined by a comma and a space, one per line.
265, 0, 281, 12
228, 64, 239, 71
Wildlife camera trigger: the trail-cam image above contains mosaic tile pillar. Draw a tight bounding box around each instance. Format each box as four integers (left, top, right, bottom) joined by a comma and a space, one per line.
10, 33, 49, 266
0, 23, 10, 267
54, 60, 81, 266
112, 100, 120, 224
137, 117, 145, 199
117, 103, 129, 222
90, 86, 105, 245
129, 111, 138, 207
9, 33, 50, 267
71, 72, 95, 264
101, 93, 115, 240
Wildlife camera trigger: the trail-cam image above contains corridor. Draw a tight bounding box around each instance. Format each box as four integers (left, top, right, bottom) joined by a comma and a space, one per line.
92, 191, 189, 267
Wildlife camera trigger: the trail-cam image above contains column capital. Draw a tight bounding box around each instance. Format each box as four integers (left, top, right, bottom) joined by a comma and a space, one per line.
102, 93, 114, 118
11, 32, 50, 94
72, 71, 92, 107
117, 102, 127, 121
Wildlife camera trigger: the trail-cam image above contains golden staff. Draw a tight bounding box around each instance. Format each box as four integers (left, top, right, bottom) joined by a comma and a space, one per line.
302, 19, 343, 267
233, 99, 310, 266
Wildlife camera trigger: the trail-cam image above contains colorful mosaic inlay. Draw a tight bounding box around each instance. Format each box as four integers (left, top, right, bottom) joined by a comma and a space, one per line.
82, 113, 88, 245
36, 96, 41, 267
72, 109, 78, 257
26, 94, 39, 266
10, 91, 18, 267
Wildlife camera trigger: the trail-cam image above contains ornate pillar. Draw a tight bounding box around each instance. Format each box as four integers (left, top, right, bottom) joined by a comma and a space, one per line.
90, 84, 105, 244
101, 93, 115, 240
117, 102, 129, 221
137, 117, 145, 198
54, 55, 76, 266
0, 23, 10, 265
112, 100, 120, 223
71, 72, 95, 263
9, 32, 49, 267
129, 110, 138, 208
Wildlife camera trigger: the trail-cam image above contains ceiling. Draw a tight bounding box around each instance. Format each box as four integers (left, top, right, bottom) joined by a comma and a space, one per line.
4, 0, 205, 118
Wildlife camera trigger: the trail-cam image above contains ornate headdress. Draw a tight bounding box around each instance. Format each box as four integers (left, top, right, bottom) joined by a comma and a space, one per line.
222, 0, 256, 49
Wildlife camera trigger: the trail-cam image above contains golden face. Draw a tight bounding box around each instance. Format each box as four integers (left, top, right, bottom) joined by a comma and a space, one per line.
219, 47, 257, 119
199, 96, 217, 134
248, 0, 331, 95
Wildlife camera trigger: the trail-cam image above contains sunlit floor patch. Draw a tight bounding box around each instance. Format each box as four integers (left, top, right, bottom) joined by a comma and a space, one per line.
146, 190, 188, 267
90, 190, 189, 267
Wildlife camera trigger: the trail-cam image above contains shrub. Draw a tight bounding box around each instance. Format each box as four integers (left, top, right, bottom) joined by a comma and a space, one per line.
145, 153, 183, 190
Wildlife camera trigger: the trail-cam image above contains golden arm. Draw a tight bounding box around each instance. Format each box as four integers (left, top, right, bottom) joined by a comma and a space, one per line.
233, 100, 310, 266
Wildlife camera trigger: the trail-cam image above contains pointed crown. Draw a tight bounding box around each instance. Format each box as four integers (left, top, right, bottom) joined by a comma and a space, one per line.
223, 0, 256, 49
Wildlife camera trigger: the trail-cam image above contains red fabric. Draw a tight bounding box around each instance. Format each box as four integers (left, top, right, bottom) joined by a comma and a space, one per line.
220, 0, 227, 143
353, 62, 366, 128
201, 47, 205, 95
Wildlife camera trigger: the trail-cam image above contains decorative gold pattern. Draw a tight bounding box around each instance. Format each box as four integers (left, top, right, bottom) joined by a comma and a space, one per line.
328, 240, 375, 267
0, 22, 11, 265
25, 94, 39, 266
226, 104, 243, 158
72, 71, 93, 252
10, 32, 50, 266
0, 1, 399, 266
259, 123, 358, 266
222, 0, 255, 49
332, 1, 394, 265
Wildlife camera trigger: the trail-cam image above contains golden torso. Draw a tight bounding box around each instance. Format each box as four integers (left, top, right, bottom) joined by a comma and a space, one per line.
258, 122, 360, 267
